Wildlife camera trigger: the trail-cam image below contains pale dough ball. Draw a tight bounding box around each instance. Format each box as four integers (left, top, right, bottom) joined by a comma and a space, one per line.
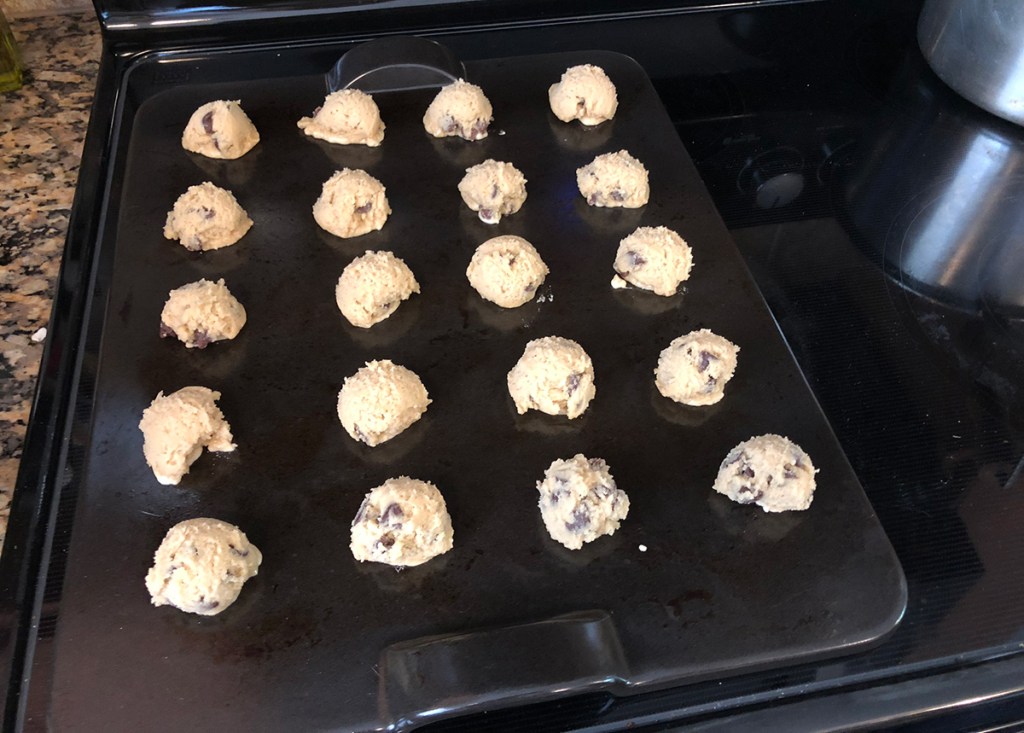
313, 168, 391, 238
548, 64, 618, 126
297, 88, 385, 146
655, 329, 739, 406
336, 250, 419, 328
139, 386, 236, 485
350, 477, 454, 567
422, 79, 493, 141
145, 518, 262, 615
611, 226, 692, 296
714, 434, 817, 512
507, 336, 596, 419
458, 159, 527, 224
466, 235, 548, 308
576, 150, 649, 208
163, 182, 253, 252
537, 454, 629, 550
160, 278, 246, 349
181, 100, 260, 160
337, 360, 431, 446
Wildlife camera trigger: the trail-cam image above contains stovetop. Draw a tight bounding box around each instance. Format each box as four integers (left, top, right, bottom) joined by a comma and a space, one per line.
7, 0, 1024, 730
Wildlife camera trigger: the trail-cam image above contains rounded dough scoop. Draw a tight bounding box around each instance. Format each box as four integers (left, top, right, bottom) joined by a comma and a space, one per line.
159, 278, 247, 349
537, 454, 629, 550
655, 329, 739, 406
713, 434, 818, 512
548, 64, 618, 125
336, 250, 419, 328
458, 159, 527, 224
507, 336, 596, 419
313, 168, 391, 238
350, 477, 454, 567
576, 150, 649, 208
145, 518, 262, 615
297, 88, 385, 146
337, 360, 431, 446
611, 226, 692, 296
163, 182, 253, 252
181, 100, 260, 160
423, 79, 493, 141
466, 235, 548, 308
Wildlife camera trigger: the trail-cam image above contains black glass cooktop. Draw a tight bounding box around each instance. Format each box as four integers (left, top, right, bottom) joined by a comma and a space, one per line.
7, 0, 1024, 730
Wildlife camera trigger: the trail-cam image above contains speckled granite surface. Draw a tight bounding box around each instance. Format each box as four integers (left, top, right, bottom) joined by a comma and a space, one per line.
0, 12, 101, 552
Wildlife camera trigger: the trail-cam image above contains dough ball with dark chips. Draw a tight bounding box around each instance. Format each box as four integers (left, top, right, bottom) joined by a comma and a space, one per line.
181, 100, 260, 160
350, 477, 454, 567
714, 434, 817, 512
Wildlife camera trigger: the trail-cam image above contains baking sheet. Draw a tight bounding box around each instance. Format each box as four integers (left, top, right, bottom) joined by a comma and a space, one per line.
46, 49, 905, 731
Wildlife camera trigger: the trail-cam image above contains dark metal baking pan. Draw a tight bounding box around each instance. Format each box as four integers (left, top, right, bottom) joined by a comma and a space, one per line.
43, 45, 905, 731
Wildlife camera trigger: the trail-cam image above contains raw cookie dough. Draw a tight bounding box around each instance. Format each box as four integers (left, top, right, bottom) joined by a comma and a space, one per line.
507, 336, 596, 419
336, 250, 419, 328
576, 150, 649, 208
160, 278, 247, 349
548, 64, 618, 126
350, 477, 454, 567
422, 79, 493, 141
297, 88, 385, 146
537, 454, 629, 550
458, 159, 527, 224
337, 360, 431, 446
313, 168, 391, 238
655, 329, 739, 406
611, 226, 693, 296
163, 182, 253, 252
714, 434, 818, 512
139, 386, 236, 485
466, 235, 548, 308
145, 518, 262, 615
181, 100, 260, 160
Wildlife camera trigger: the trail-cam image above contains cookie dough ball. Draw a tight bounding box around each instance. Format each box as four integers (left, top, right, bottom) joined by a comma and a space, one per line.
313, 168, 391, 239
337, 360, 431, 446
467, 235, 548, 308
159, 278, 246, 349
548, 64, 618, 126
297, 88, 385, 146
139, 386, 236, 485
181, 100, 260, 160
163, 182, 253, 252
458, 159, 527, 224
350, 477, 454, 567
537, 454, 629, 550
611, 226, 692, 296
576, 150, 649, 208
655, 329, 739, 406
145, 518, 262, 615
336, 250, 419, 328
507, 336, 596, 419
423, 79, 493, 141
714, 434, 817, 512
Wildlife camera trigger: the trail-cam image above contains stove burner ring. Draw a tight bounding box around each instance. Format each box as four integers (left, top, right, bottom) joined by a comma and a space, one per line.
737, 146, 805, 210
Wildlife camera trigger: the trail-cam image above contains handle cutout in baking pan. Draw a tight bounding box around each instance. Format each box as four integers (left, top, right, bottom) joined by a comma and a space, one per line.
327, 36, 465, 93
378, 609, 629, 728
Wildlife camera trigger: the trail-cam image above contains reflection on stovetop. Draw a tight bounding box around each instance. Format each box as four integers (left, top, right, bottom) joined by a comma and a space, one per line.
680, 20, 1024, 679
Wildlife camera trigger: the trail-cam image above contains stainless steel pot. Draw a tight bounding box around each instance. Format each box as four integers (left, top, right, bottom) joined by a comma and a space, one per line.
845, 54, 1024, 316
919, 0, 1024, 126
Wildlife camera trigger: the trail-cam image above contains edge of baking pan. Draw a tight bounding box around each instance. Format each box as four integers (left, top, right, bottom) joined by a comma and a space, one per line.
0, 47, 125, 730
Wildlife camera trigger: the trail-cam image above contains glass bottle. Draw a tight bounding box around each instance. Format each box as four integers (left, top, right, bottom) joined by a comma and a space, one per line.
0, 8, 23, 93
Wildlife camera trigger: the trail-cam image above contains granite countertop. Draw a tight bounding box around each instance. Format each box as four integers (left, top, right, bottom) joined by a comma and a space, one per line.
0, 11, 101, 553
